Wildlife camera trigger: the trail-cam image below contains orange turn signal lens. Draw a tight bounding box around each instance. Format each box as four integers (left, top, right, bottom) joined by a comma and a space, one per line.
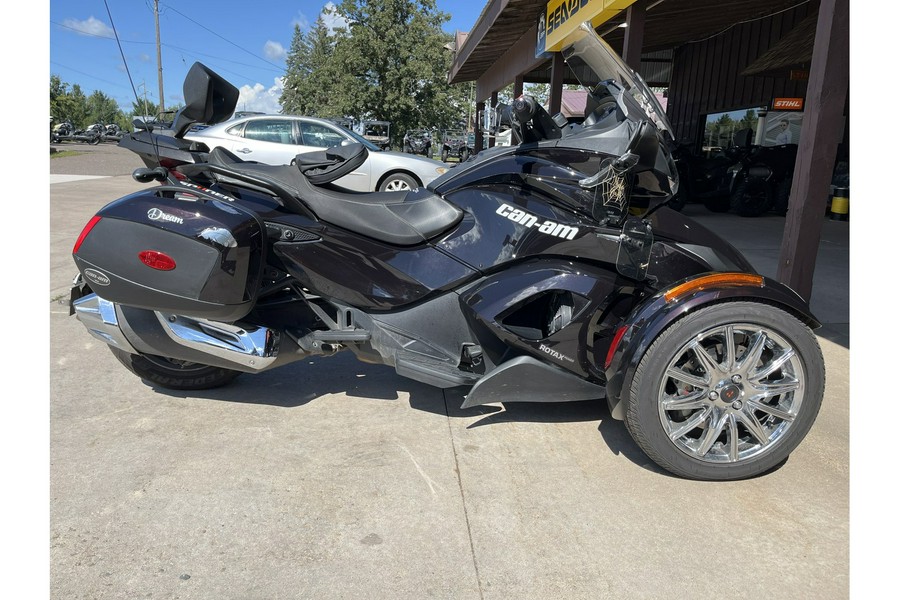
663, 273, 764, 303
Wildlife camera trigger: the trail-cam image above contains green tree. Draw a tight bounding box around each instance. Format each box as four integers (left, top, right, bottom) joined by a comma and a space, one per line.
86, 90, 121, 126
280, 16, 348, 117
278, 1, 474, 147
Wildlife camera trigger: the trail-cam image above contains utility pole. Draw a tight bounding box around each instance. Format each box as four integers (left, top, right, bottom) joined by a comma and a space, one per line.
155, 0, 164, 113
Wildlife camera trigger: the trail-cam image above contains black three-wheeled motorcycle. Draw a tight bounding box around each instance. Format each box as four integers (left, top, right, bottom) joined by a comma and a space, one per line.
69, 23, 824, 480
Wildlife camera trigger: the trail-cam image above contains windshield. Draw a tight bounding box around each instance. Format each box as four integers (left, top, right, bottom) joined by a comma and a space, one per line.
338, 126, 381, 152
562, 22, 672, 136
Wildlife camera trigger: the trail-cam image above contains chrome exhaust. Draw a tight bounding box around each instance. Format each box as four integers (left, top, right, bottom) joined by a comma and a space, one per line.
72, 292, 280, 371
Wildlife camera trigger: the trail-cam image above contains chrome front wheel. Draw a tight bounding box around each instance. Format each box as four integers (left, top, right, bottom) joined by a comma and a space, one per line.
625, 302, 824, 480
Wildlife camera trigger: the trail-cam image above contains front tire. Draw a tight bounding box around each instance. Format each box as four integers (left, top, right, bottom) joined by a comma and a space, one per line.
109, 347, 242, 391
624, 301, 824, 481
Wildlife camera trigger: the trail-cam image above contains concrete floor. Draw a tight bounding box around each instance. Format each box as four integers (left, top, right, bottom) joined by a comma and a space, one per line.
43, 146, 852, 599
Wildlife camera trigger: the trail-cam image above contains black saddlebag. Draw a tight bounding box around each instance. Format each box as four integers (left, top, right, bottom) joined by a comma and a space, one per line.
72, 189, 266, 322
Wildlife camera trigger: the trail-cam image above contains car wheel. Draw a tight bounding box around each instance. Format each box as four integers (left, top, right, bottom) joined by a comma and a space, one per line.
109, 347, 242, 390
379, 172, 418, 192
624, 301, 824, 481
441, 148, 449, 162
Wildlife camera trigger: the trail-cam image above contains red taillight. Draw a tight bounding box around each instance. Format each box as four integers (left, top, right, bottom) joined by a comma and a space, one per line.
138, 250, 176, 271
72, 215, 102, 254
604, 325, 629, 370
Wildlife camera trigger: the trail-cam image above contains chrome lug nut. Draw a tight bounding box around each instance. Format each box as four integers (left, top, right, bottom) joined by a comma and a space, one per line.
732, 374, 742, 383
709, 391, 719, 400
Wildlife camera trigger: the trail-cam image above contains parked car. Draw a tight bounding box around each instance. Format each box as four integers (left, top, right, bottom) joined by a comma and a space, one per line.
185, 115, 448, 192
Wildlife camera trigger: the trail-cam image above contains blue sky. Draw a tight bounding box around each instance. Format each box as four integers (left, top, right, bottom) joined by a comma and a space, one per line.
48, 1, 486, 114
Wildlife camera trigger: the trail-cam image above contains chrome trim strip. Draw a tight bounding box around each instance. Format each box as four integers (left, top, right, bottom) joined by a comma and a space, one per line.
155, 312, 279, 370
72, 294, 139, 355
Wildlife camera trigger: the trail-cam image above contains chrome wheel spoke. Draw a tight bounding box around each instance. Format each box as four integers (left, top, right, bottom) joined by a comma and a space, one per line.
697, 408, 727, 456
737, 331, 768, 375
665, 366, 709, 389
737, 410, 771, 446
723, 325, 737, 371
753, 348, 795, 380
661, 389, 707, 411
668, 408, 711, 442
690, 341, 723, 377
753, 379, 800, 398
726, 415, 740, 461
747, 399, 796, 423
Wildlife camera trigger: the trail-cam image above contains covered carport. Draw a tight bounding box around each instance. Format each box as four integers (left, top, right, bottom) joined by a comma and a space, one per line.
447, 0, 848, 302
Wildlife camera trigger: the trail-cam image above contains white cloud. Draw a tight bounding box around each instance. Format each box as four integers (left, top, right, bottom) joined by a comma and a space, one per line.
321, 2, 351, 33
236, 78, 284, 114
264, 41, 286, 62
292, 11, 310, 31
62, 16, 114, 38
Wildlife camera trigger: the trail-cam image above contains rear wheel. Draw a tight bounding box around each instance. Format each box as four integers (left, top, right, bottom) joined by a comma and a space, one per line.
731, 178, 773, 217
624, 301, 824, 481
441, 148, 449, 162
109, 347, 242, 390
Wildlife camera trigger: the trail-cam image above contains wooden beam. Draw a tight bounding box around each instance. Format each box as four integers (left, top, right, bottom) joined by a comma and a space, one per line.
474, 101, 485, 155
475, 24, 545, 102
776, 0, 848, 301
622, 0, 647, 71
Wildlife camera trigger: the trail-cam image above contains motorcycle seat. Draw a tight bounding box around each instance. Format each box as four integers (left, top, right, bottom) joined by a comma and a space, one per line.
207, 146, 463, 246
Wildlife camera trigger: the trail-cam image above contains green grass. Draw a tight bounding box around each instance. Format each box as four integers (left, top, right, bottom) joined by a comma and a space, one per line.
50, 150, 81, 159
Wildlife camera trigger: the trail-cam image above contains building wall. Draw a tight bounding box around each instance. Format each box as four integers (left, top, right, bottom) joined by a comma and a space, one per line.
666, 1, 816, 147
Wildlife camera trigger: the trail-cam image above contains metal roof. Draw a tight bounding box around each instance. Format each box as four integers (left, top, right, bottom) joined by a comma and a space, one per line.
449, 0, 817, 84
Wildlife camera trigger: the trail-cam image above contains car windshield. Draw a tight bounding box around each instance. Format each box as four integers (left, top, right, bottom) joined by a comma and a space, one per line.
561, 22, 672, 136
334, 125, 381, 152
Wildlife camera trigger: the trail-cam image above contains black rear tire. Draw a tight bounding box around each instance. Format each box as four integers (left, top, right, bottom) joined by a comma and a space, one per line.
730, 178, 773, 217
109, 347, 242, 390
624, 301, 824, 481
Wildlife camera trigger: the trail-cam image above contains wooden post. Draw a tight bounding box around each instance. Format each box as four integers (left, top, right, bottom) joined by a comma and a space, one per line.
514, 75, 524, 99
622, 0, 647, 72
549, 52, 565, 115
776, 0, 849, 301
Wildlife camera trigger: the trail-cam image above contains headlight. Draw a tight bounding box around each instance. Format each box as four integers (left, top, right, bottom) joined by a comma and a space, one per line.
435, 167, 448, 175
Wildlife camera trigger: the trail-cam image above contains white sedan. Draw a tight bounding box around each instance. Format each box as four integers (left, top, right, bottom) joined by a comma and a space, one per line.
185, 114, 449, 192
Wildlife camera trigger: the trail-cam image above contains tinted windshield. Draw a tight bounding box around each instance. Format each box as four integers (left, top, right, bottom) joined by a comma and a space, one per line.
562, 22, 672, 136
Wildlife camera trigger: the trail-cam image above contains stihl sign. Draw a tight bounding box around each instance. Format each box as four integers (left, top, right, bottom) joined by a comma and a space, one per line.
772, 98, 804, 110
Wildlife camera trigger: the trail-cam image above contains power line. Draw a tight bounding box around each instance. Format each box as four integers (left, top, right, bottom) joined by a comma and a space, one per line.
50, 20, 284, 74
158, 2, 284, 70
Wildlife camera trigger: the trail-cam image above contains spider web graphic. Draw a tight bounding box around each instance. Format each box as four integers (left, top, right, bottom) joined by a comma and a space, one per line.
594, 160, 629, 211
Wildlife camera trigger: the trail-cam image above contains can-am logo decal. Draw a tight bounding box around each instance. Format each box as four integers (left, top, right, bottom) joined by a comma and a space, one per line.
496, 203, 579, 240
83, 268, 111, 287
147, 208, 184, 225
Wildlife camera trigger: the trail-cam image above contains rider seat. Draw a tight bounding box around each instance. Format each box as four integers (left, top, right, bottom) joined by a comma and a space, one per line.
206, 147, 463, 247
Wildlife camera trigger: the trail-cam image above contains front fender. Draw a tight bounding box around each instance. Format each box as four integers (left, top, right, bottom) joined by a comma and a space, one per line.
603, 272, 819, 421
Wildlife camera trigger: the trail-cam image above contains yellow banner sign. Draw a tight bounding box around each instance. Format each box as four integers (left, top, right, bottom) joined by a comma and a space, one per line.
543, 0, 636, 52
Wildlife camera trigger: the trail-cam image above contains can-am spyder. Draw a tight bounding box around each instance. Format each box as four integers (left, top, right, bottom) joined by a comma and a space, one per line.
69, 23, 824, 481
